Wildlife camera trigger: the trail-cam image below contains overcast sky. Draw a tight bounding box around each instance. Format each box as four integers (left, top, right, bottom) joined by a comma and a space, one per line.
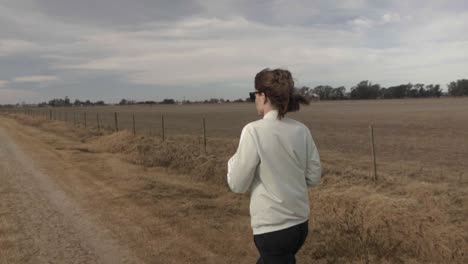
1, 0, 467, 104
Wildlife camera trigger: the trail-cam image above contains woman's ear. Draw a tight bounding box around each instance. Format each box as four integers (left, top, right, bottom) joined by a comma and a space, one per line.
262, 93, 268, 104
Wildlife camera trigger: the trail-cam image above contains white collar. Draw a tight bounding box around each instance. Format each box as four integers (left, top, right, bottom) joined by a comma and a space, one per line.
263, 110, 279, 120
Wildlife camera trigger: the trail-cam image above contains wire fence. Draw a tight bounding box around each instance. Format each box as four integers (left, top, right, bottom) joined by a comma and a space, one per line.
1, 107, 234, 154
1, 101, 467, 182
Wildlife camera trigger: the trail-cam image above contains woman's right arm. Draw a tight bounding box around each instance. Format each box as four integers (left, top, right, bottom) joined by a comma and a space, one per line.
227, 125, 260, 193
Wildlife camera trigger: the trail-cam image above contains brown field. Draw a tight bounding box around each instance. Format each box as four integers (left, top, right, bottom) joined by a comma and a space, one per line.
22, 98, 468, 175
1, 97, 467, 263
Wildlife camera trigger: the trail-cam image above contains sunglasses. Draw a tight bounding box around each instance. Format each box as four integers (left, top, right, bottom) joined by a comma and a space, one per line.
249, 91, 261, 101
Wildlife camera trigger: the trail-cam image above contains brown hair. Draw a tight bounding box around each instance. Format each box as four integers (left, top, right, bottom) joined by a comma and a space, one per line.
254, 68, 310, 119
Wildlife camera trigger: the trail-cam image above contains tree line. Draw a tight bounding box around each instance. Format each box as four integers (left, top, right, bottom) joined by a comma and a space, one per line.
35, 96, 106, 107
14, 97, 250, 107
1, 78, 467, 107
297, 78, 468, 100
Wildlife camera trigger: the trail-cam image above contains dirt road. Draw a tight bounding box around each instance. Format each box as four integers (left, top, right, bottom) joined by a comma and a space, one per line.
0, 117, 257, 264
0, 126, 141, 263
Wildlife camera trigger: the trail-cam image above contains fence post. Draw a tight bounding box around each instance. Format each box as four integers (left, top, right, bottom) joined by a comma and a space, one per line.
203, 117, 207, 153
369, 124, 378, 181
114, 112, 119, 132
132, 113, 136, 135
73, 112, 76, 126
49, 110, 52, 120
161, 114, 165, 141
96, 113, 100, 133
84, 112, 87, 128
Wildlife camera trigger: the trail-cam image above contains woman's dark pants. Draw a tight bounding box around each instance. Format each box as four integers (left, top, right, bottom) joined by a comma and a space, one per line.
253, 220, 308, 264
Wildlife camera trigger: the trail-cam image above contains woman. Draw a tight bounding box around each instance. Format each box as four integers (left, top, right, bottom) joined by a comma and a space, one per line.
227, 68, 321, 264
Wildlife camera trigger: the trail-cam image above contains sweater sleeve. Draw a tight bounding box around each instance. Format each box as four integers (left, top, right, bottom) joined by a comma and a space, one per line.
305, 129, 321, 187
227, 125, 260, 193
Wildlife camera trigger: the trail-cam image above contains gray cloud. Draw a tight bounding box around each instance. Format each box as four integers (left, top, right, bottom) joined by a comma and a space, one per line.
13, 75, 59, 83
1, 0, 203, 28
0, 0, 467, 104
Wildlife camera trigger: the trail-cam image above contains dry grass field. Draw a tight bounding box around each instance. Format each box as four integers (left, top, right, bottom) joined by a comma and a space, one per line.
28, 97, 468, 178
1, 97, 467, 263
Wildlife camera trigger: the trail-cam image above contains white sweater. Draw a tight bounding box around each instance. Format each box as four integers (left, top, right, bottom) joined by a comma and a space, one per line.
227, 110, 321, 235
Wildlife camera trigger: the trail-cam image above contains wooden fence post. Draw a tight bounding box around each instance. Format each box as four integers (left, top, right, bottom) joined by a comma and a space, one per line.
161, 114, 165, 141
73, 112, 77, 126
84, 112, 87, 128
132, 113, 136, 135
203, 117, 207, 153
96, 113, 100, 133
49, 110, 52, 120
114, 112, 119, 132
369, 124, 378, 181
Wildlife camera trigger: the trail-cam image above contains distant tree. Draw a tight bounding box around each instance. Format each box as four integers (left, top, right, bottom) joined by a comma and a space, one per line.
425, 84, 442, 98
379, 83, 441, 99
95, 100, 106, 105
297, 86, 318, 100
385, 84, 410, 98
412, 83, 425, 98
74, 99, 83, 106
161, 99, 175, 104
330, 86, 346, 100
313, 85, 332, 100
406, 83, 419, 98
448, 79, 468, 96
48, 98, 65, 107
64, 96, 71, 106
308, 85, 346, 100
350, 81, 380, 99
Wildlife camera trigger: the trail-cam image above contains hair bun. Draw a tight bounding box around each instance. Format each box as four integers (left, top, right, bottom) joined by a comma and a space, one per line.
255, 69, 309, 118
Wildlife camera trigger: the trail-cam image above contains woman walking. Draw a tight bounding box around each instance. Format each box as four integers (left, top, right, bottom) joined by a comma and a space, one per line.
227, 68, 321, 264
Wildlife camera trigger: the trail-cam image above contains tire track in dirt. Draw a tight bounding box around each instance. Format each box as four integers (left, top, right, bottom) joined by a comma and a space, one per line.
0, 127, 141, 264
